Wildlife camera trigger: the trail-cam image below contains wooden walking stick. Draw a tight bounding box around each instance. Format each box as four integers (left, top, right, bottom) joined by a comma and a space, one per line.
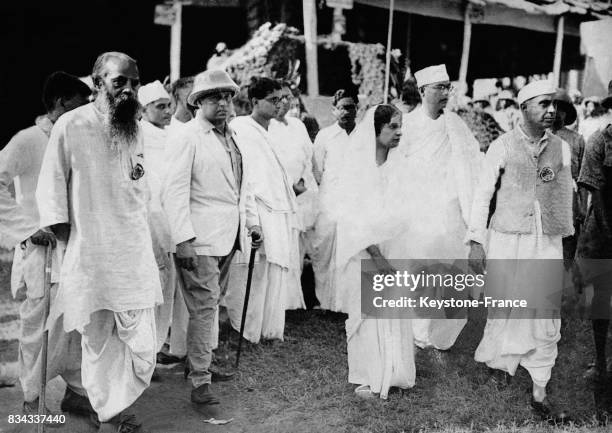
235, 245, 258, 369
37, 244, 53, 433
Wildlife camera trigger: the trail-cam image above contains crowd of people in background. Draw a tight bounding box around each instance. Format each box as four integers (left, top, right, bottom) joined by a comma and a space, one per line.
1, 50, 612, 432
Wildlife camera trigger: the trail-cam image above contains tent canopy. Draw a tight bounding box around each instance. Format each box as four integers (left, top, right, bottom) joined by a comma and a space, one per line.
354, 0, 610, 36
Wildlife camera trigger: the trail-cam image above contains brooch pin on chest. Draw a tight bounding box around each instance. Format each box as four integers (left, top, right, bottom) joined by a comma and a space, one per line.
538, 166, 555, 182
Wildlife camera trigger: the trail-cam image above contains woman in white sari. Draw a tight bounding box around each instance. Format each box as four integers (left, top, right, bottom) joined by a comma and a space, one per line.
335, 105, 416, 399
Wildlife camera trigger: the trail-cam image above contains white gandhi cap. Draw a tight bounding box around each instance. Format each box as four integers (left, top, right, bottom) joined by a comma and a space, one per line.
414, 64, 450, 87
517, 80, 555, 105
138, 80, 171, 106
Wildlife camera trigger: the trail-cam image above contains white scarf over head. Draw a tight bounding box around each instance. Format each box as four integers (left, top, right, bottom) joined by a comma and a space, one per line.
334, 106, 406, 267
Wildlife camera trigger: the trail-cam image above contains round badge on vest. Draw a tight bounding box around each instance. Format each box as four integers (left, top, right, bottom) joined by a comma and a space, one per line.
538, 166, 555, 182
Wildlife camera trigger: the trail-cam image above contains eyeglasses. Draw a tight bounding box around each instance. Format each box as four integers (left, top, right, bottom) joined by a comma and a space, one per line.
427, 84, 454, 93
264, 96, 282, 105
202, 92, 233, 104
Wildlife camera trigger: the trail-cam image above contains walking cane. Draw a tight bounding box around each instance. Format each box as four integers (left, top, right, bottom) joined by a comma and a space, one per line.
235, 244, 258, 369
37, 244, 53, 433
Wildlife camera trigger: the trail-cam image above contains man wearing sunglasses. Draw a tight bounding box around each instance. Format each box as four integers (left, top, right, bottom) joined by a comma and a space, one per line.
226, 77, 303, 343
163, 70, 262, 408
387, 64, 482, 353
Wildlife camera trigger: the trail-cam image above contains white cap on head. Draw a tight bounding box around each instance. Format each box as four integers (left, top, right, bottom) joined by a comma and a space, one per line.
414, 64, 449, 87
517, 80, 555, 105
138, 80, 171, 106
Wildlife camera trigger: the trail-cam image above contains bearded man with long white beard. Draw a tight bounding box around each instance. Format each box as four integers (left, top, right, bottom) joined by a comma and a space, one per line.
36, 52, 163, 433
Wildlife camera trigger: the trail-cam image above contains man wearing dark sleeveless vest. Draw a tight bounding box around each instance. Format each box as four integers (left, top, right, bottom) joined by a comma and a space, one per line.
466, 80, 573, 423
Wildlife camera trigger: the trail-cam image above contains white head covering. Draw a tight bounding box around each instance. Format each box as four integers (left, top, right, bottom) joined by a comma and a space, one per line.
138, 80, 171, 106
517, 80, 555, 105
334, 106, 405, 266
414, 65, 449, 87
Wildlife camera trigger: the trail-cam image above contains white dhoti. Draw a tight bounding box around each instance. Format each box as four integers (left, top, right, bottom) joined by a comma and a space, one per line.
311, 218, 347, 312
475, 313, 560, 387
224, 251, 301, 344
81, 308, 156, 422
20, 291, 85, 402
153, 256, 188, 355
154, 256, 175, 352
475, 203, 562, 387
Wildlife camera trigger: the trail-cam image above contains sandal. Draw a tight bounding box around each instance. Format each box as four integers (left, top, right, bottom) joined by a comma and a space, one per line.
354, 385, 377, 399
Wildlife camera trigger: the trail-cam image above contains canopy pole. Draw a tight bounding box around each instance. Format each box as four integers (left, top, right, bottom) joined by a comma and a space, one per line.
404, 13, 412, 77
458, 3, 472, 87
302, 0, 319, 96
170, 1, 182, 82
383, 0, 395, 104
553, 15, 565, 87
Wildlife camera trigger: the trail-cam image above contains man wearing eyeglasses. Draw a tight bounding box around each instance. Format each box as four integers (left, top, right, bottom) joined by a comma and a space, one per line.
268, 81, 318, 302
387, 64, 482, 353
225, 77, 303, 343
163, 70, 262, 408
36, 52, 163, 432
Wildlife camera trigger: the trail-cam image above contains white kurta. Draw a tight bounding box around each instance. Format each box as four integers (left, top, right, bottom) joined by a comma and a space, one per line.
141, 120, 182, 352
312, 123, 353, 311
36, 103, 163, 332
1, 116, 84, 402
0, 116, 60, 295
466, 130, 570, 387
36, 103, 162, 421
164, 115, 187, 140
159, 117, 190, 357
387, 106, 482, 349
224, 116, 303, 343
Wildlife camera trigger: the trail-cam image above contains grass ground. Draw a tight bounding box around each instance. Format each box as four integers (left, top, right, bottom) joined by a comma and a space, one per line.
209, 308, 612, 433
0, 258, 611, 432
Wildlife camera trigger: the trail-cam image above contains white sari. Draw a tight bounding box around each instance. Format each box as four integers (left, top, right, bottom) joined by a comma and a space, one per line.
335, 107, 416, 399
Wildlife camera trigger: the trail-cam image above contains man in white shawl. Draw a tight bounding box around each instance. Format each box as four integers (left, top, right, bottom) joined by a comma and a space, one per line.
389, 64, 482, 351
311, 88, 359, 312
335, 104, 415, 399
0, 72, 93, 421
467, 80, 572, 422
36, 52, 163, 432
138, 81, 187, 365
225, 77, 303, 343
268, 81, 318, 272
